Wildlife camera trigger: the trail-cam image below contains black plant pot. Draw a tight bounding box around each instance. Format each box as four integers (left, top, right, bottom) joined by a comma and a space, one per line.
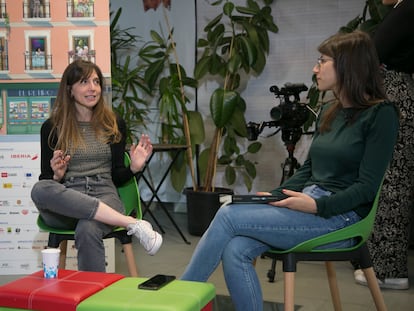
184, 187, 233, 236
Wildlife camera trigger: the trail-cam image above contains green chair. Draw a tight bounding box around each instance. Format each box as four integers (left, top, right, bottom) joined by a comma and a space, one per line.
36, 152, 141, 276
264, 185, 387, 311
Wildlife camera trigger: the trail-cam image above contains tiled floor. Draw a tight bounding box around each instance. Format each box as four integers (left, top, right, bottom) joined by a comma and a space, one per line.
1, 205, 413, 310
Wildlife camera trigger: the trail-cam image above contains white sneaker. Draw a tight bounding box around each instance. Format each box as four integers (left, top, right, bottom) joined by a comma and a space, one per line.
127, 220, 162, 255
354, 269, 409, 290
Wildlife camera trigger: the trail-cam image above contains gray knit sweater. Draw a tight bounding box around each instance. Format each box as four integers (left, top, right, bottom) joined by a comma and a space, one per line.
64, 122, 112, 179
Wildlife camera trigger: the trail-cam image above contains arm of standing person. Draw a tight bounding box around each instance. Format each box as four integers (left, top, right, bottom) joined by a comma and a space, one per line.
374, 0, 414, 72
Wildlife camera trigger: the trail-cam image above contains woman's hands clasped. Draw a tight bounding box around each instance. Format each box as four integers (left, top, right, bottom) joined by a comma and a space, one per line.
129, 134, 153, 174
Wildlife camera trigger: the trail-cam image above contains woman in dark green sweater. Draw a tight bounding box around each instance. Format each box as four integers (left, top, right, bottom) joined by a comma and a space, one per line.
181, 31, 400, 311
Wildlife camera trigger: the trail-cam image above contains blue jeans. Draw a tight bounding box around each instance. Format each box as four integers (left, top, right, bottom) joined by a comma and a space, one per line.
31, 175, 124, 272
181, 185, 361, 311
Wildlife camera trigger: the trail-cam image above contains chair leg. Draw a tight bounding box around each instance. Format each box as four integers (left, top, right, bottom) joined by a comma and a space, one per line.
325, 262, 342, 311
284, 272, 295, 311
122, 243, 138, 277
58, 240, 68, 269
362, 267, 387, 311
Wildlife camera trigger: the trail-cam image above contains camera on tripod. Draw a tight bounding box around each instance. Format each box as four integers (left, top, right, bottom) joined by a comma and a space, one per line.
246, 82, 310, 145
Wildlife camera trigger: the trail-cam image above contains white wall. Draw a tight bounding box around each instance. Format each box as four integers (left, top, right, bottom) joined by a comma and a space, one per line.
110, 0, 365, 201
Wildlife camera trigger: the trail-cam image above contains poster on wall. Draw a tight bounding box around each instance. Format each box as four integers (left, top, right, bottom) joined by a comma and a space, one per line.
0, 138, 115, 275
0, 138, 48, 275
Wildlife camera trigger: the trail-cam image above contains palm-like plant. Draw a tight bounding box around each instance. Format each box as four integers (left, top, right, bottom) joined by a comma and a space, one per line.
110, 7, 151, 144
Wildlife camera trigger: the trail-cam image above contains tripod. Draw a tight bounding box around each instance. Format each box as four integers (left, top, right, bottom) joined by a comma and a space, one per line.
264, 128, 302, 282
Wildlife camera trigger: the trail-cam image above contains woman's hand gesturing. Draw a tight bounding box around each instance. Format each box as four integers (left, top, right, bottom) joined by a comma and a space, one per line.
129, 134, 153, 174
51, 150, 70, 181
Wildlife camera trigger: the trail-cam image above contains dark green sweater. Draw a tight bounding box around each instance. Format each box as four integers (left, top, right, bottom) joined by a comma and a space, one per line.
272, 101, 399, 218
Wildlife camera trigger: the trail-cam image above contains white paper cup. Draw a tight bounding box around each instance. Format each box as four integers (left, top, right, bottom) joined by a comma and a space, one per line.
41, 248, 60, 279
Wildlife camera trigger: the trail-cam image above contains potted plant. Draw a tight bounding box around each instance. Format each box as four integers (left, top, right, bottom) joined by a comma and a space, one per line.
185, 0, 279, 235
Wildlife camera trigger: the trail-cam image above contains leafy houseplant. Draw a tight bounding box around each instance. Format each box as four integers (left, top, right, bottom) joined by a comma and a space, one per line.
185, 0, 279, 235
194, 0, 278, 192
110, 7, 151, 144
137, 9, 203, 193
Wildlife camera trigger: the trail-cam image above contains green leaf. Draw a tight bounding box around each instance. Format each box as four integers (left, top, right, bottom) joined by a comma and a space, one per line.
230, 108, 248, 137
210, 88, 239, 128
150, 30, 165, 46
225, 165, 236, 185
244, 160, 256, 178
194, 56, 211, 80
242, 172, 253, 192
210, 54, 224, 75
204, 13, 223, 32
145, 59, 165, 91
198, 148, 211, 182
223, 2, 235, 16
171, 154, 187, 192
188, 111, 205, 145
251, 46, 266, 74
247, 141, 262, 153
238, 35, 257, 67
227, 54, 242, 74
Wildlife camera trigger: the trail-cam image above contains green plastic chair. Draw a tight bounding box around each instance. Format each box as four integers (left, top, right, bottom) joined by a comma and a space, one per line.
37, 152, 141, 276
264, 184, 387, 311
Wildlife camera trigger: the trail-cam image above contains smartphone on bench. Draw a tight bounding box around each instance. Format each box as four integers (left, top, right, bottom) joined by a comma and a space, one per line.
138, 274, 176, 290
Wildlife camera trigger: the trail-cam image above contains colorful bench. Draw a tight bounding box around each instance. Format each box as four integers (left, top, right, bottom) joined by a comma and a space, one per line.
0, 271, 216, 311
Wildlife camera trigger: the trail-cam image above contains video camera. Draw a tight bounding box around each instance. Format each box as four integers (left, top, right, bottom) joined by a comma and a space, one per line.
246, 83, 310, 145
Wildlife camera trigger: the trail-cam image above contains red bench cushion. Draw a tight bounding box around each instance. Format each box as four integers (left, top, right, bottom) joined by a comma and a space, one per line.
0, 270, 124, 311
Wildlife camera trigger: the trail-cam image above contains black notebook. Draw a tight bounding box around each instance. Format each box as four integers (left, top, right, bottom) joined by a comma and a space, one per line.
219, 191, 288, 206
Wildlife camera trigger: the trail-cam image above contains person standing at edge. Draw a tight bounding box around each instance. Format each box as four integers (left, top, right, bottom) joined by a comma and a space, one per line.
353, 0, 414, 289
180, 30, 399, 311
31, 60, 162, 272
353, 0, 414, 290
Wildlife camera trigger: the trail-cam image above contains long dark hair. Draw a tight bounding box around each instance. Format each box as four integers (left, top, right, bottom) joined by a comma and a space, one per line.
317, 31, 387, 132
49, 60, 121, 153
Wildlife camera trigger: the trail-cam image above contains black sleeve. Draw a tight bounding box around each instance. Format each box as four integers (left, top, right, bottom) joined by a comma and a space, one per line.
373, 1, 414, 73
39, 119, 56, 180
111, 115, 135, 187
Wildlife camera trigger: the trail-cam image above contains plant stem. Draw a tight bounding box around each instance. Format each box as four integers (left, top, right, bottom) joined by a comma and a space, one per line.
162, 6, 197, 190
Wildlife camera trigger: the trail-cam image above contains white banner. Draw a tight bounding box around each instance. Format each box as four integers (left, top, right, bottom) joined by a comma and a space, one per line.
0, 137, 115, 275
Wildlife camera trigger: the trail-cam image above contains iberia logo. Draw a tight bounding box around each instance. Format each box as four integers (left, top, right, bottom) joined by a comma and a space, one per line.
10, 154, 38, 160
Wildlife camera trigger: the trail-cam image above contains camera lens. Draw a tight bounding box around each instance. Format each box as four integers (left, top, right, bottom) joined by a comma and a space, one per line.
270, 106, 282, 121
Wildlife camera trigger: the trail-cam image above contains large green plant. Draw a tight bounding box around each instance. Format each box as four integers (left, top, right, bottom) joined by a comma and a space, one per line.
137, 9, 204, 193
194, 0, 278, 192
